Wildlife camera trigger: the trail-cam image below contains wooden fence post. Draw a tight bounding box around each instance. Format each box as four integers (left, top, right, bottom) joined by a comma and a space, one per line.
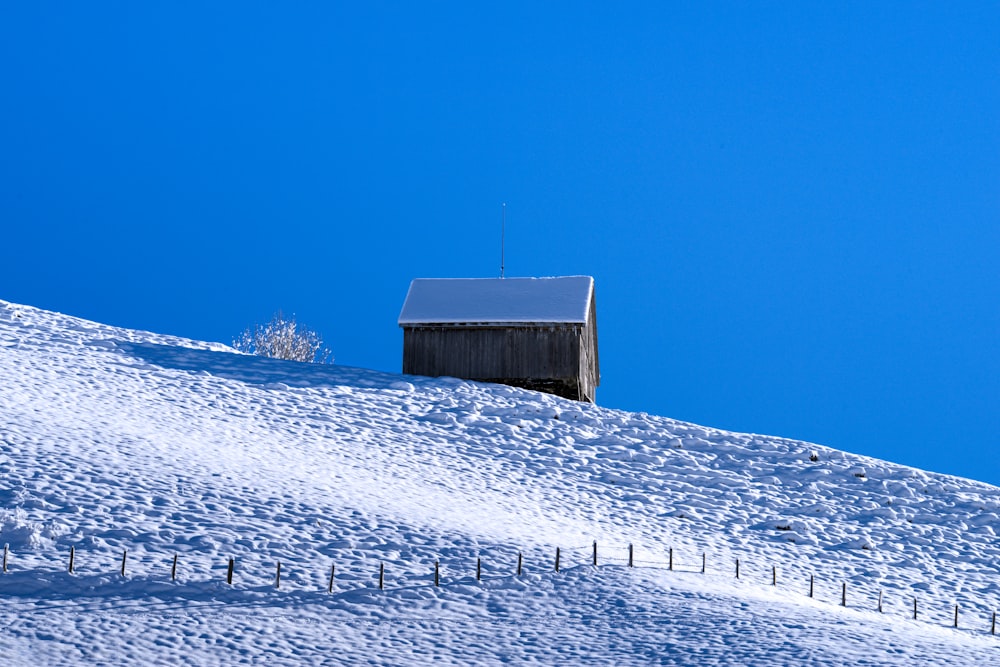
555, 547, 560, 573
841, 582, 846, 607
669, 548, 673, 571
772, 566, 776, 586
992, 611, 996, 636
878, 591, 883, 613
628, 543, 633, 568
593, 541, 597, 567
171, 554, 178, 581
477, 557, 482, 581
517, 552, 522, 576
809, 575, 814, 598
328, 564, 335, 593
954, 604, 959, 629
735, 558, 740, 579
121, 550, 127, 578
701, 552, 705, 574
69, 546, 75, 574
434, 561, 439, 587
913, 598, 917, 620
3, 543, 7, 573
275, 561, 281, 589
227, 557, 234, 585
379, 562, 384, 590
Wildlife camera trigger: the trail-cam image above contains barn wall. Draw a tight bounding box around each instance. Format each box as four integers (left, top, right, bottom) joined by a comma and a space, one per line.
577, 296, 600, 402
403, 326, 582, 385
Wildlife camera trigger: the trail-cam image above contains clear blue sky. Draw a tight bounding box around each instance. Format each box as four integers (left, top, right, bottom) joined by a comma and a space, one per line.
2, 4, 998, 484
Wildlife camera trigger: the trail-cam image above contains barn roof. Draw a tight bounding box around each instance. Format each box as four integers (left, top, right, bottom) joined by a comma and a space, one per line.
398, 276, 594, 325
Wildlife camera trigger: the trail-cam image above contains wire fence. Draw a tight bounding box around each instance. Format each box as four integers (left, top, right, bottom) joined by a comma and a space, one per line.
2, 539, 998, 635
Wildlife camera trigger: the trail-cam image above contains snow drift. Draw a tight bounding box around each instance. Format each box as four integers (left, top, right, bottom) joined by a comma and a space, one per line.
1, 300, 998, 665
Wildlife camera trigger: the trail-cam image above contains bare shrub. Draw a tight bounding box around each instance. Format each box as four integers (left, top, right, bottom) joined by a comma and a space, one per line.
234, 311, 332, 363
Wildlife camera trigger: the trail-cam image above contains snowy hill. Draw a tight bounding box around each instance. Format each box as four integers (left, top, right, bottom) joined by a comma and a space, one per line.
1, 299, 999, 665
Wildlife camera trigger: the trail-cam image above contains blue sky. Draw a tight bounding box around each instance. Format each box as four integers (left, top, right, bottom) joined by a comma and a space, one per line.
2, 4, 998, 484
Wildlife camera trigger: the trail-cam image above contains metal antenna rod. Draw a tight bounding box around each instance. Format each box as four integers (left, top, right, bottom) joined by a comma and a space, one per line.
501, 202, 506, 279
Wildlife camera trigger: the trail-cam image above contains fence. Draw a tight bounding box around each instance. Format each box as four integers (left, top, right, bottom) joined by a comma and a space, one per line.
2, 539, 997, 636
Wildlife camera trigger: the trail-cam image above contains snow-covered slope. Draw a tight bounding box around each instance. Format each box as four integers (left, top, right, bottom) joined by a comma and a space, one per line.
1, 300, 998, 665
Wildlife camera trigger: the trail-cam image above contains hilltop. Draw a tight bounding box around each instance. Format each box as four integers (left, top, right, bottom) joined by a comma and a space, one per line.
1, 299, 998, 665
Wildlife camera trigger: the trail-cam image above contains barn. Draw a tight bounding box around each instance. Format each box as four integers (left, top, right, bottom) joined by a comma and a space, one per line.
397, 276, 600, 402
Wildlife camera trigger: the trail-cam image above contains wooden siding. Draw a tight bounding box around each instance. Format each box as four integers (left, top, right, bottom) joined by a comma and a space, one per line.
577, 295, 600, 402
403, 325, 580, 379
402, 324, 599, 402
400, 281, 600, 402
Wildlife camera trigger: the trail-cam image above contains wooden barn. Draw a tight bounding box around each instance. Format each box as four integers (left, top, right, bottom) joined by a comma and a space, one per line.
398, 276, 600, 402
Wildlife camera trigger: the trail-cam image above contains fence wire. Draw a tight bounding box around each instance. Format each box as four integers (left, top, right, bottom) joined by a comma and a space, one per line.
2, 540, 998, 637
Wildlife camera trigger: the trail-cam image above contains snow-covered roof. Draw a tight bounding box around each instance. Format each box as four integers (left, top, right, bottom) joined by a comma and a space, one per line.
398, 276, 594, 325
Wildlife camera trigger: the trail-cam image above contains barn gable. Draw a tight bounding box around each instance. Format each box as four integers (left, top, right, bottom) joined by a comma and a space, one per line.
398, 277, 600, 402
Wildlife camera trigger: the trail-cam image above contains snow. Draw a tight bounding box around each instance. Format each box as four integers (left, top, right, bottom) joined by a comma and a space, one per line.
397, 276, 594, 324
2, 298, 1000, 665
